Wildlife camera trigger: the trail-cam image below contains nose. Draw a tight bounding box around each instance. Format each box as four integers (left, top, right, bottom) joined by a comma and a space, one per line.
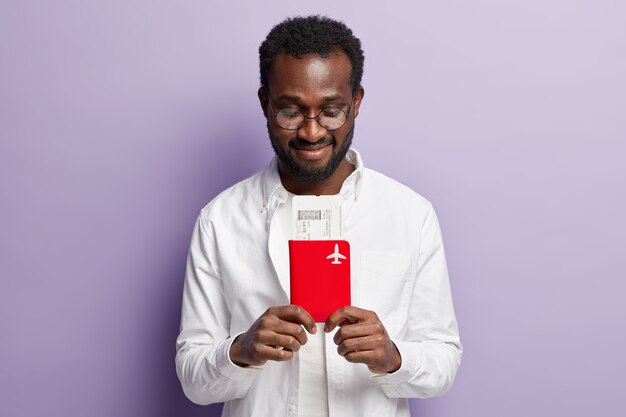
297, 117, 327, 143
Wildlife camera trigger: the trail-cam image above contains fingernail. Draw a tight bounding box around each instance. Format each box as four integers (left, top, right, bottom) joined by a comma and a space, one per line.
311, 326, 317, 334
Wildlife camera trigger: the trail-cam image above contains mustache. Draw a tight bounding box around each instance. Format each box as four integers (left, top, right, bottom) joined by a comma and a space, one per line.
289, 137, 334, 149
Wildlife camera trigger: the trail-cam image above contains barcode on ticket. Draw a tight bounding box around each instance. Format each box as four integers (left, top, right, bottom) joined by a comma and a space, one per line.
297, 210, 321, 221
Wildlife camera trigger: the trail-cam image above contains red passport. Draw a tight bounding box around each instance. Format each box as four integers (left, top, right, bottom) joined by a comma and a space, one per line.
289, 240, 351, 322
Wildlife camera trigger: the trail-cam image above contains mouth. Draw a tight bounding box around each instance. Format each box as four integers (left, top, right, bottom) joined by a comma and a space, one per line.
290, 141, 333, 161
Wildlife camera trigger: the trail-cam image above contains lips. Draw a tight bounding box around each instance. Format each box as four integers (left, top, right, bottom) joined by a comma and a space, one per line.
291, 142, 333, 160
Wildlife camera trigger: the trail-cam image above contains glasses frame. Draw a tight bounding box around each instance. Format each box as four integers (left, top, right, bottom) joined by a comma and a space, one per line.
263, 86, 355, 131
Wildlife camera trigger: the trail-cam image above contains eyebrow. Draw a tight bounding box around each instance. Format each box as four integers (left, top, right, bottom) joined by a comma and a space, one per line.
275, 94, 345, 104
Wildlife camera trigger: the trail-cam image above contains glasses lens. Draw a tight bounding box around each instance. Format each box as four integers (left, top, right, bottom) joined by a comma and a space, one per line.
276, 109, 303, 130
318, 108, 347, 130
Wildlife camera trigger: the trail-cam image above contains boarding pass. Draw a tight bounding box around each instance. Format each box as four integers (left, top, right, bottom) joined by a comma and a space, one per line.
292, 195, 341, 240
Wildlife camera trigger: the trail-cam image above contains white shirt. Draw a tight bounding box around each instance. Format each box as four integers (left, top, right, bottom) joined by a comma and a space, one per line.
175, 148, 462, 417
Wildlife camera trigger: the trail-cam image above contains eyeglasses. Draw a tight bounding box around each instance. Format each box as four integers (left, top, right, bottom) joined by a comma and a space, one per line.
264, 87, 354, 131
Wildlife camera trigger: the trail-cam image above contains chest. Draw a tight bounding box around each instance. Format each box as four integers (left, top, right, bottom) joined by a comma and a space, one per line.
216, 200, 420, 336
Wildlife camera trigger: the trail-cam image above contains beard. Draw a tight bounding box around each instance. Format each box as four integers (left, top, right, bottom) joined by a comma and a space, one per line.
267, 122, 354, 183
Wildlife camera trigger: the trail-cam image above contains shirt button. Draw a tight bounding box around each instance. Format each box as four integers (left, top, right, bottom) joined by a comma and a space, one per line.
289, 404, 296, 413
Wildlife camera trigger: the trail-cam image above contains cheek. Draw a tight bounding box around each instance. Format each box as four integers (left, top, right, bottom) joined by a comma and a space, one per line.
276, 131, 294, 143
269, 129, 294, 148
333, 129, 350, 145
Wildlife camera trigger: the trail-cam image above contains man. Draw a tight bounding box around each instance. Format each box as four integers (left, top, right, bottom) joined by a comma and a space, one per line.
176, 15, 461, 417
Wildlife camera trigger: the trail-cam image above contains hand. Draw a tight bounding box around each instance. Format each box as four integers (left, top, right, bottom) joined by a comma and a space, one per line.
325, 306, 401, 374
229, 305, 317, 367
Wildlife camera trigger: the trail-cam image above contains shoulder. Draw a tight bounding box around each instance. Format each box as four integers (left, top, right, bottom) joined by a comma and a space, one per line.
197, 170, 265, 224
362, 167, 433, 212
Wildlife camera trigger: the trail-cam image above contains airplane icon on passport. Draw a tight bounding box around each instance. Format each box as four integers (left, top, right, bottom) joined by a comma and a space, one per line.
326, 243, 347, 264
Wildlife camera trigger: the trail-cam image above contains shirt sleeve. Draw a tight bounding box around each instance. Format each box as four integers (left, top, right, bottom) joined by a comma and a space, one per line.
371, 202, 463, 398
175, 213, 261, 405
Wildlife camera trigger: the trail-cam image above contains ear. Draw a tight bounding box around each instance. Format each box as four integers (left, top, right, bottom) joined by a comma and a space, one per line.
258, 87, 269, 119
352, 86, 365, 118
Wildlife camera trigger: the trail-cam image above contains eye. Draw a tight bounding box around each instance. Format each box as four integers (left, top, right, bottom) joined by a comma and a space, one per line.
321, 108, 342, 118
279, 108, 301, 119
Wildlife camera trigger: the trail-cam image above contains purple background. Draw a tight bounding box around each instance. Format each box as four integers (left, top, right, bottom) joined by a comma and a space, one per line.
1, 1, 625, 416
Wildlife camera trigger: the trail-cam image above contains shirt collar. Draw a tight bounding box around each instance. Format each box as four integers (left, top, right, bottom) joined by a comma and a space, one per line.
261, 147, 364, 211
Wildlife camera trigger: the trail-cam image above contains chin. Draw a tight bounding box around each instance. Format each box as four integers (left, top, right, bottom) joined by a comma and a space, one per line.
267, 122, 354, 184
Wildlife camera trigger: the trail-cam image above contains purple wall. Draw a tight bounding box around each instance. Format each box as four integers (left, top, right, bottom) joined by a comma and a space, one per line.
1, 1, 625, 416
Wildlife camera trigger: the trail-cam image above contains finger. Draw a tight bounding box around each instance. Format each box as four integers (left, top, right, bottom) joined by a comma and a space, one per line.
341, 348, 391, 373
274, 305, 317, 334
324, 306, 374, 333
344, 351, 390, 374
258, 315, 309, 345
342, 349, 375, 366
256, 329, 303, 352
333, 321, 386, 345
265, 318, 308, 345
337, 334, 384, 356
255, 344, 294, 363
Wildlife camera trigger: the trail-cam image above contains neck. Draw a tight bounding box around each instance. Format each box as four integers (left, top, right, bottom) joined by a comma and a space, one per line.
278, 159, 355, 195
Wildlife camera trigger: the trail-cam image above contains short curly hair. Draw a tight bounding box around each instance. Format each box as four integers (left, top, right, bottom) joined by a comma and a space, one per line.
259, 15, 365, 94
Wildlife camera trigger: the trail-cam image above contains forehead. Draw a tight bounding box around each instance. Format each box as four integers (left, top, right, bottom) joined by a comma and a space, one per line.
267, 51, 353, 100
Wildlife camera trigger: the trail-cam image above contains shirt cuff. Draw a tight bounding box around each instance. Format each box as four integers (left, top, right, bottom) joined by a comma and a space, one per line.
215, 331, 263, 381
